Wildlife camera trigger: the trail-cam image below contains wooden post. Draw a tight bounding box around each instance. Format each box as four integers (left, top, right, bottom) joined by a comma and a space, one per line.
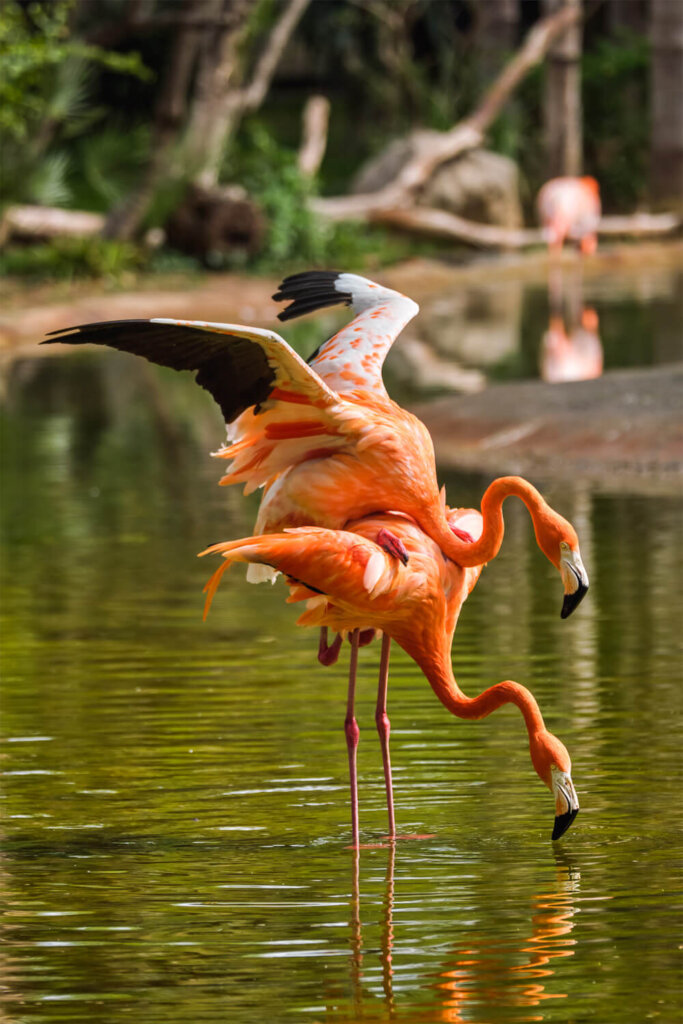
476, 0, 519, 84
543, 0, 583, 177
650, 0, 683, 211
298, 96, 331, 179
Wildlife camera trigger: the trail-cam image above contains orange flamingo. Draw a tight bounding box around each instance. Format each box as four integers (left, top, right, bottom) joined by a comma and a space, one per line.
43, 273, 586, 599
199, 497, 581, 843
537, 176, 601, 255
44, 272, 587, 680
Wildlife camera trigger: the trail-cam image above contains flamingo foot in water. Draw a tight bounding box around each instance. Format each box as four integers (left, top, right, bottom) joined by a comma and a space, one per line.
376, 528, 409, 566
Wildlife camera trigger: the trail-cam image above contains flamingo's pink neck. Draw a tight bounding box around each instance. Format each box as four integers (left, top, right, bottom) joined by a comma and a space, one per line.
408, 641, 547, 740
433, 476, 555, 568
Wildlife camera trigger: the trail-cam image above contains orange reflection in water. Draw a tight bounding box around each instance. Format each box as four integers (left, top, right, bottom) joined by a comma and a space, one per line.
344, 844, 581, 1024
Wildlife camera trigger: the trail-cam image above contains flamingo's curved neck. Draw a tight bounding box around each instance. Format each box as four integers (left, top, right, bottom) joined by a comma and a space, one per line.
409, 642, 546, 739
428, 476, 552, 569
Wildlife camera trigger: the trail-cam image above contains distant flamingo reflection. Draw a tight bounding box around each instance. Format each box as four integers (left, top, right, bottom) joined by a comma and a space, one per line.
540, 308, 603, 383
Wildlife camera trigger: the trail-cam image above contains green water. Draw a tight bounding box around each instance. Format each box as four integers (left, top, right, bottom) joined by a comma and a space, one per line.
2, 355, 682, 1023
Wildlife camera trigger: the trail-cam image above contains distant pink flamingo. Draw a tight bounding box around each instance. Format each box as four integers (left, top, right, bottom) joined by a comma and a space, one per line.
537, 176, 601, 255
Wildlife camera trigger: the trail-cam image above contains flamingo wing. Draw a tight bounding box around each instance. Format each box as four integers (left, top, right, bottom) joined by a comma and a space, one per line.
198, 527, 403, 621
43, 318, 337, 424
273, 270, 419, 397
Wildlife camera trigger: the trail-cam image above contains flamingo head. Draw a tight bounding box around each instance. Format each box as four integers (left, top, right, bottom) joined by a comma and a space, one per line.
535, 513, 589, 618
530, 730, 579, 840
581, 307, 599, 332
581, 176, 600, 197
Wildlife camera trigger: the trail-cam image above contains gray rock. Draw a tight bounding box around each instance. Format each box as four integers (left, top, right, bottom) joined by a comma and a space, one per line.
352, 131, 523, 229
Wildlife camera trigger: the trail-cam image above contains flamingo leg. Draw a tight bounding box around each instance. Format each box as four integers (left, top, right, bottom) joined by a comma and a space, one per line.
345, 629, 361, 846
375, 632, 396, 836
318, 627, 343, 666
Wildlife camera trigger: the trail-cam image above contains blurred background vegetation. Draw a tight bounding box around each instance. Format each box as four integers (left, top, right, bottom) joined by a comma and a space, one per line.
0, 0, 679, 282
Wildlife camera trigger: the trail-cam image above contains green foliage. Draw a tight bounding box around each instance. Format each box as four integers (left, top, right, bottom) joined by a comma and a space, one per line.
487, 65, 545, 214
582, 32, 650, 211
226, 123, 437, 273
70, 124, 151, 212
0, 236, 144, 281
0, 1, 148, 142
0, 1, 149, 208
226, 124, 327, 268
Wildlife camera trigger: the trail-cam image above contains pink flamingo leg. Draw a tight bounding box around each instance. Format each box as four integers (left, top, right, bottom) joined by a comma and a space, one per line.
345, 629, 361, 846
375, 632, 396, 836
318, 627, 343, 666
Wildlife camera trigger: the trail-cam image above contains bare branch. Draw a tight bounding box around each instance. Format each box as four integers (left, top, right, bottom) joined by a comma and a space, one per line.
312, 5, 582, 222
237, 0, 311, 115
298, 95, 331, 178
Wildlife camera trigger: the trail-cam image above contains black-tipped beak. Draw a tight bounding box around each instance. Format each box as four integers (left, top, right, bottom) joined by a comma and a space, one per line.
552, 807, 579, 840
560, 549, 589, 619
561, 581, 588, 619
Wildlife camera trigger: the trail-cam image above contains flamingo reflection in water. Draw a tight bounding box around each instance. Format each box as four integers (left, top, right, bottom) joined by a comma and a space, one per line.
201, 491, 584, 843
540, 308, 603, 384
343, 843, 581, 1023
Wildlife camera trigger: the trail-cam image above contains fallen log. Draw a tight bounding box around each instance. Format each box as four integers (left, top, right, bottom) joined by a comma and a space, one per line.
371, 207, 542, 248
0, 205, 105, 245
371, 207, 681, 249
596, 212, 681, 237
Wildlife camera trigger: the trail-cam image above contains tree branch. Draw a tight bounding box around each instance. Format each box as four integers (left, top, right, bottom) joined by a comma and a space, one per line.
298, 95, 331, 178
237, 0, 310, 116
312, 4, 582, 222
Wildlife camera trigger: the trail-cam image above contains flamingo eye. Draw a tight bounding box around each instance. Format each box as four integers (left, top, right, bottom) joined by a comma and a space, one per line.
560, 541, 570, 553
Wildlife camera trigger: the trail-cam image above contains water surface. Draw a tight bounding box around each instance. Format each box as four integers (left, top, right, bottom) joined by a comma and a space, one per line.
1, 351, 682, 1023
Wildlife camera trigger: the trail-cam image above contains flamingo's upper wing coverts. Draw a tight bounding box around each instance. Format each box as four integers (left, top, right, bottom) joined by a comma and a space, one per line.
43, 318, 336, 423
274, 270, 419, 397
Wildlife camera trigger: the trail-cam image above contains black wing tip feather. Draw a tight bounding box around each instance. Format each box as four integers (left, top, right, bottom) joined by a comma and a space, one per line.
273, 270, 353, 322
42, 319, 154, 343
41, 318, 276, 425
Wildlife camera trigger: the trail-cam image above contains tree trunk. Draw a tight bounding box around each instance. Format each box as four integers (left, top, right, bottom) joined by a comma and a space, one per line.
650, 0, 683, 211
182, 0, 253, 186
185, 0, 310, 189
104, 0, 203, 240
543, 0, 582, 177
607, 0, 647, 37
476, 0, 519, 84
